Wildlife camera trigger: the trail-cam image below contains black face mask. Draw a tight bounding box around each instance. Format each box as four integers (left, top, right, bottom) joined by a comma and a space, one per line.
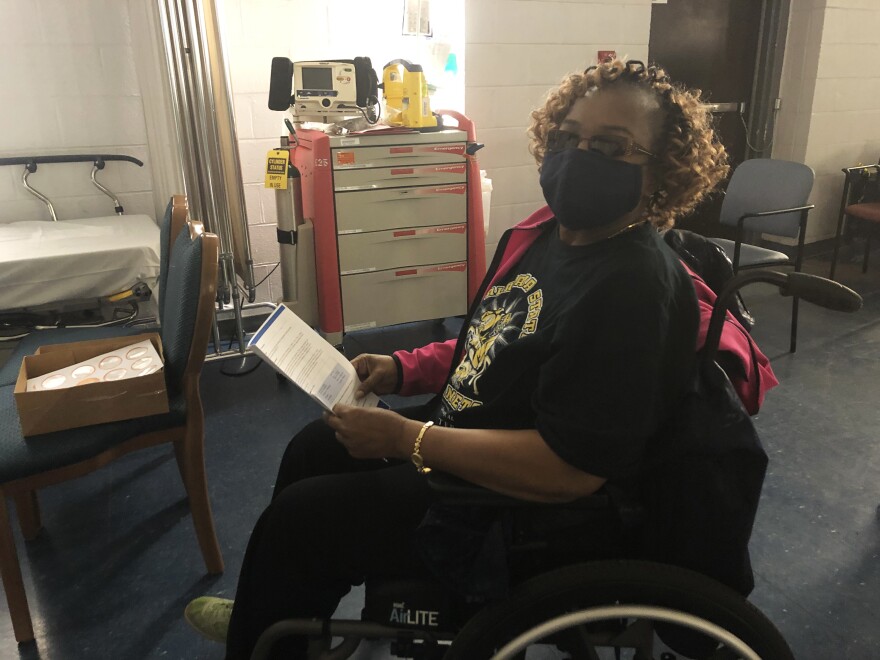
539, 148, 643, 231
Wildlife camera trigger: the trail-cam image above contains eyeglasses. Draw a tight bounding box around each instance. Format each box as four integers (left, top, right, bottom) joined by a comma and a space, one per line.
546, 128, 657, 160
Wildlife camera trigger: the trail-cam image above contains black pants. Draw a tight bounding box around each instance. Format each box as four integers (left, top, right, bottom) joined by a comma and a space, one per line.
225, 407, 435, 660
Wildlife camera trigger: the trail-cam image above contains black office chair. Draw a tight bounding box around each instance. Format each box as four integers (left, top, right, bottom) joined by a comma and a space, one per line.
829, 158, 880, 280
709, 159, 815, 353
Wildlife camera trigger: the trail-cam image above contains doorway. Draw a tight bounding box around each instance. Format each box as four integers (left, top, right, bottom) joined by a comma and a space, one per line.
648, 0, 789, 238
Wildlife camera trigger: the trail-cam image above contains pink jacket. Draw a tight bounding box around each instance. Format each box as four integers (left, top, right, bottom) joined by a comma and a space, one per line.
394, 206, 778, 414
683, 263, 778, 414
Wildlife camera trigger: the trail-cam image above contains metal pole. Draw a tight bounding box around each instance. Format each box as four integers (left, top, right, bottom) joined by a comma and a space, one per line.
156, 0, 269, 363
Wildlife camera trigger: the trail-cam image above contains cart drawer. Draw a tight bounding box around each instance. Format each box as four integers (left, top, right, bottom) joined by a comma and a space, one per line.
332, 143, 466, 170
341, 262, 468, 331
335, 184, 467, 233
338, 224, 467, 274
334, 163, 466, 191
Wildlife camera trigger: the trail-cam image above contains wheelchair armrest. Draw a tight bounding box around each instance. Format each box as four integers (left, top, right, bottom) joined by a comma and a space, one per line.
736, 204, 814, 228
425, 471, 611, 510
843, 164, 879, 176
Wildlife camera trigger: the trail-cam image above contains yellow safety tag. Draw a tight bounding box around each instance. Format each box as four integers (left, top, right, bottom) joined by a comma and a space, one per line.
265, 149, 289, 189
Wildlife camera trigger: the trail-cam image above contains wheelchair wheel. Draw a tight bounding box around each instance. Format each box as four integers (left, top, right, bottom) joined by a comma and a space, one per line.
445, 560, 793, 660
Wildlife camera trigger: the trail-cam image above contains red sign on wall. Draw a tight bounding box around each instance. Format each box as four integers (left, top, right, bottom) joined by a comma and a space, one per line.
598, 50, 617, 63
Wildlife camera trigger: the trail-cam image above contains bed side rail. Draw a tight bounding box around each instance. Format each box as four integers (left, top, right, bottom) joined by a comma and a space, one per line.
0, 154, 144, 221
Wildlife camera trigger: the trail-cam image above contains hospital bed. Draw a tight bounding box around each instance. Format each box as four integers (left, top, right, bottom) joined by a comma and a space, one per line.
0, 155, 159, 336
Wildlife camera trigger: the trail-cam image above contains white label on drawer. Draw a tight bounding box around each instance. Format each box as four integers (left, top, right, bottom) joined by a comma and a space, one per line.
344, 321, 377, 332
340, 267, 377, 275
423, 263, 467, 273
338, 229, 363, 235
335, 184, 383, 191
339, 137, 360, 146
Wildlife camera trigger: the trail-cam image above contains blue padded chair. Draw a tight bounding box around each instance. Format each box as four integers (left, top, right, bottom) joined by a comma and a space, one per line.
0, 195, 189, 387
709, 159, 814, 352
0, 221, 222, 643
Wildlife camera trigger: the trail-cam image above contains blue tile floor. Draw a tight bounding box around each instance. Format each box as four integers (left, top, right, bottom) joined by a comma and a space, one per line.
1, 247, 879, 659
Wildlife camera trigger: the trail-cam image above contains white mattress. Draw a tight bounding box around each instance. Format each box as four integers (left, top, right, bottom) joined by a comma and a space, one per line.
0, 215, 160, 311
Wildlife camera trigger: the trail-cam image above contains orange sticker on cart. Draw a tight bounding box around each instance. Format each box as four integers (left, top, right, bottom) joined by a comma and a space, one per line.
336, 151, 356, 166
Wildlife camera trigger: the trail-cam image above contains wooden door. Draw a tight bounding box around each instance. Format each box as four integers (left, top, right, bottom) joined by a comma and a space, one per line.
649, 0, 765, 238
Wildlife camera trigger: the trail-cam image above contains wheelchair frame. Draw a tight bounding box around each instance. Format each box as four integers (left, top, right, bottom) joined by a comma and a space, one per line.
250, 511, 791, 660
249, 270, 860, 660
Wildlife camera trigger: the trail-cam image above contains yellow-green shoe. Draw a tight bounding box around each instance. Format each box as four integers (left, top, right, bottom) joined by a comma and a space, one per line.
184, 596, 234, 643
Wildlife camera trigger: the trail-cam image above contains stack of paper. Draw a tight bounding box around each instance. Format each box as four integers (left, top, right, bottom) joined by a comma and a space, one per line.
248, 305, 383, 412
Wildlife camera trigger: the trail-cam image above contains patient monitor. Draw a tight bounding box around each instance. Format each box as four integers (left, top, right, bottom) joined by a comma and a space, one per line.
268, 57, 380, 124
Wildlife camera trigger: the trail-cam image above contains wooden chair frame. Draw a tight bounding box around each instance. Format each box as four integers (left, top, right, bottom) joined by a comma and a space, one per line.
0, 220, 222, 644
170, 194, 188, 247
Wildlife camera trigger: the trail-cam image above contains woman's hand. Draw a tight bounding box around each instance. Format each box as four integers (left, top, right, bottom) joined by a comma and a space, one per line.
351, 353, 399, 398
324, 404, 414, 460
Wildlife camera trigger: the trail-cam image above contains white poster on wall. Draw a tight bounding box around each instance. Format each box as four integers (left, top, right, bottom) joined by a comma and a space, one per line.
403, 0, 431, 36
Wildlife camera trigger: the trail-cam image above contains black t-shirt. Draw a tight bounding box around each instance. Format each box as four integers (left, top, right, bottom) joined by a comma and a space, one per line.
435, 221, 698, 481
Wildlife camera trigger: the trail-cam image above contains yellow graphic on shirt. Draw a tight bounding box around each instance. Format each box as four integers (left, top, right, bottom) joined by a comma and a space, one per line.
448, 274, 544, 400
441, 384, 480, 411
485, 273, 538, 299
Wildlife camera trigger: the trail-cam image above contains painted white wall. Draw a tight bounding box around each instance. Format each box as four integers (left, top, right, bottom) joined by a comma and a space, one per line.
774, 0, 880, 242
221, 0, 464, 302
0, 0, 155, 224
466, 0, 653, 258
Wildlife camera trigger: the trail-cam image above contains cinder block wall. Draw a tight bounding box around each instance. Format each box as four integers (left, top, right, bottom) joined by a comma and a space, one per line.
0, 1, 154, 224
464, 0, 653, 258
775, 0, 880, 242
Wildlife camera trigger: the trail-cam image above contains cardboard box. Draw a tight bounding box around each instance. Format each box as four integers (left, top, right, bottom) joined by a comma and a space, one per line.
14, 333, 170, 436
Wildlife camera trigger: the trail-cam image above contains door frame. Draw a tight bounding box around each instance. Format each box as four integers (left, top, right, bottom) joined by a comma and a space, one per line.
746, 0, 791, 159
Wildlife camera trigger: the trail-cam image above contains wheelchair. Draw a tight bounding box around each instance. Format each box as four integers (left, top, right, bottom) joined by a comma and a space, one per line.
250, 271, 862, 660
250, 481, 791, 660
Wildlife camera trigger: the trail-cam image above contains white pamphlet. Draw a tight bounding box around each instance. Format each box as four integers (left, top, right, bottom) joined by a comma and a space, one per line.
247, 305, 384, 412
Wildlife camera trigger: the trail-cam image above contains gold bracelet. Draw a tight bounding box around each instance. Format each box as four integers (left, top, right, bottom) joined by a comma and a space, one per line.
410, 421, 434, 474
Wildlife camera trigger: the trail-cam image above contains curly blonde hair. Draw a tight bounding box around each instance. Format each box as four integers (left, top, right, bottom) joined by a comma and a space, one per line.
529, 59, 729, 229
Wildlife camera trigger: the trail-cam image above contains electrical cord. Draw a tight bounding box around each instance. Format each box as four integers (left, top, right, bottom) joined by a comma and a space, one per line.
220, 352, 262, 377
739, 106, 778, 154
218, 275, 280, 378
217, 325, 263, 377
337, 102, 381, 126
0, 302, 139, 342
363, 95, 381, 124
253, 262, 281, 289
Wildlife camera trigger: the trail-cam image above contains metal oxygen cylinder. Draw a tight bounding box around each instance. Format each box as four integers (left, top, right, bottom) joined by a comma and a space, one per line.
275, 139, 304, 304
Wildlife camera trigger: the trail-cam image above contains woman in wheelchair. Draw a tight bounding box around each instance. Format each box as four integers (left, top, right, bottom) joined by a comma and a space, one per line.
186, 59, 741, 659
